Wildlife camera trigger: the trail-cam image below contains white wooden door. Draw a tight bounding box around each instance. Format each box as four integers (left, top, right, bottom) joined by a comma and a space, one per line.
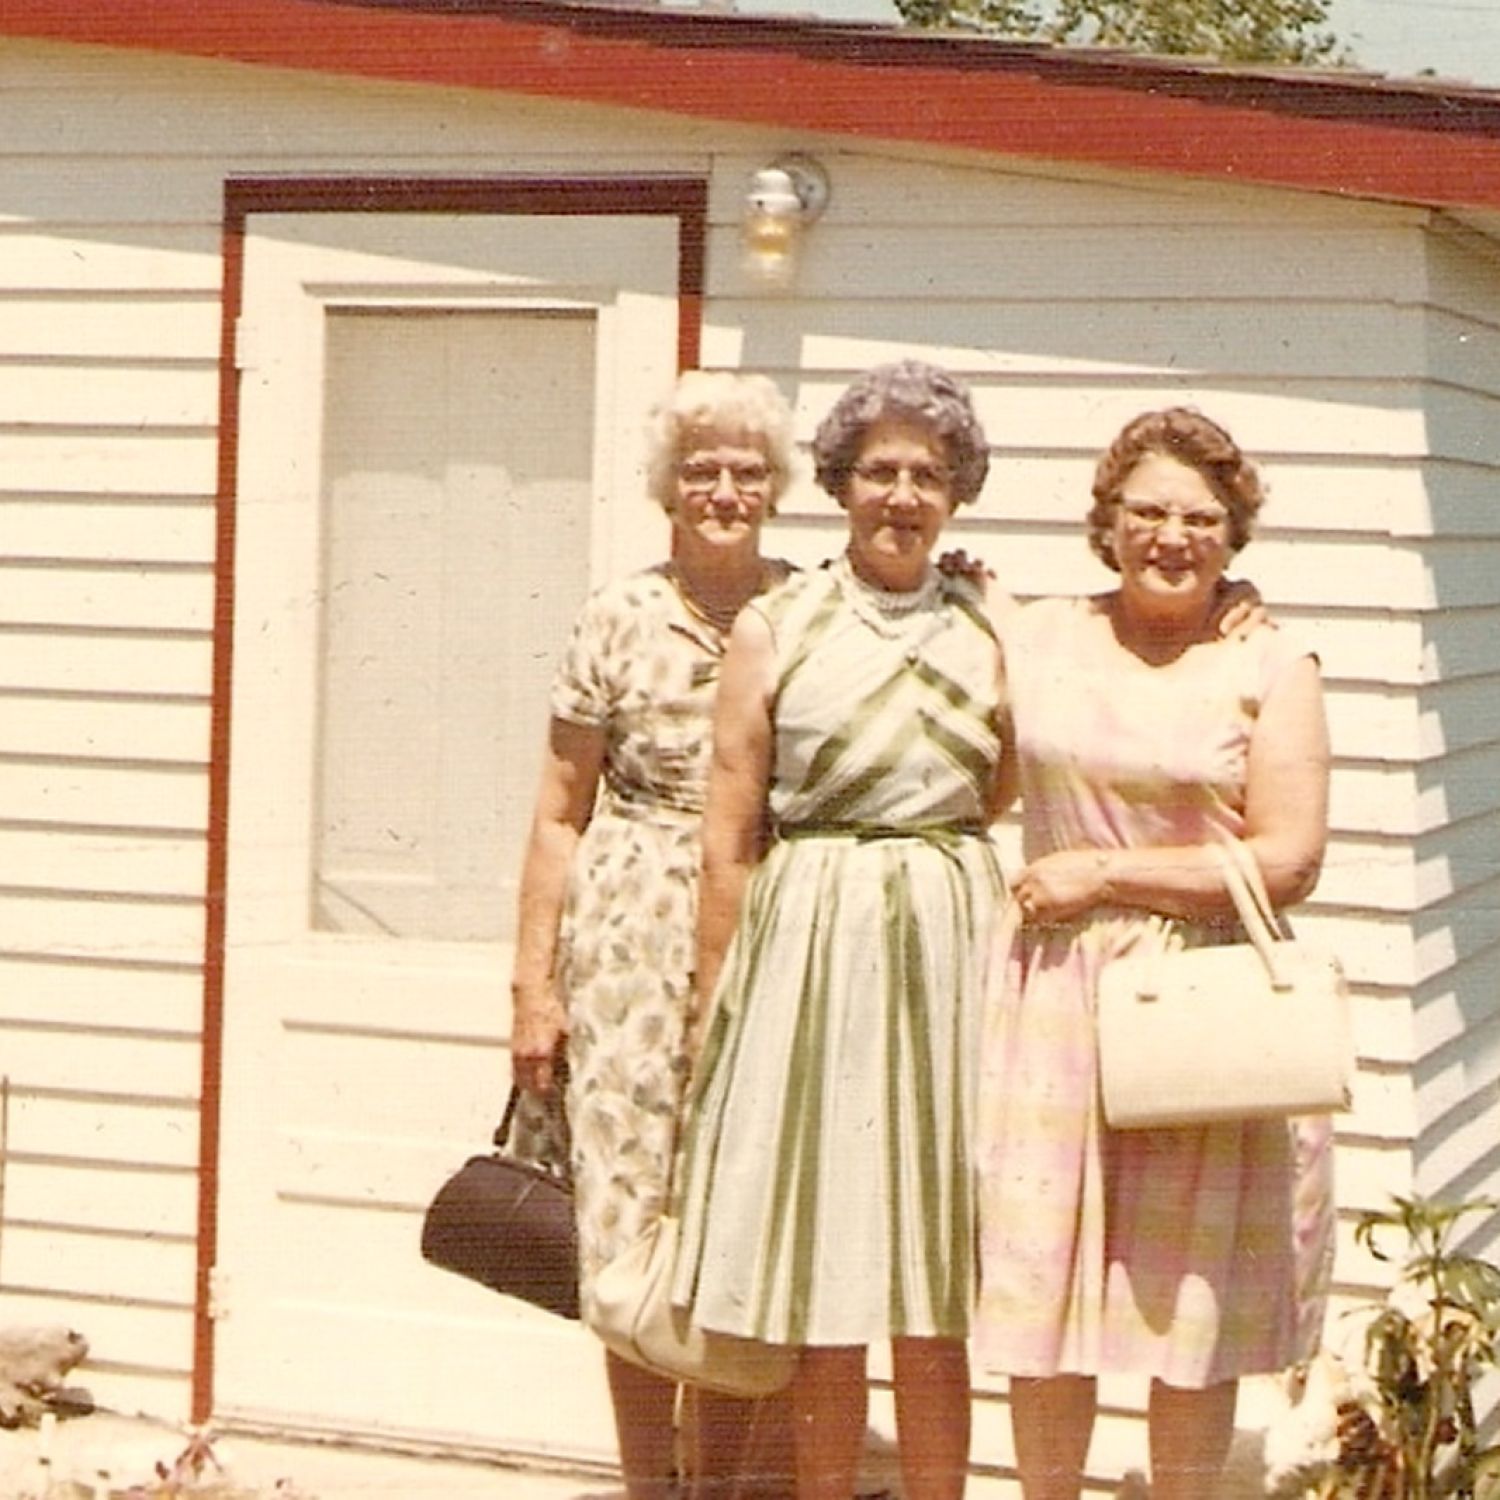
215, 211, 679, 1461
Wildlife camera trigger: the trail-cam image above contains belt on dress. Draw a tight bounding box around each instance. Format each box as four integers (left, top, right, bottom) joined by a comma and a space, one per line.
598, 791, 702, 826
773, 820, 986, 846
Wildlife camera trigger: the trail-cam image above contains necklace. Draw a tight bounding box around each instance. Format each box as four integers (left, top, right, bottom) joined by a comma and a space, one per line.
668, 562, 766, 637
834, 553, 942, 637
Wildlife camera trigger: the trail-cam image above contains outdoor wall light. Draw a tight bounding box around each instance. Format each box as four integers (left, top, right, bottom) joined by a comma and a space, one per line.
741, 154, 831, 286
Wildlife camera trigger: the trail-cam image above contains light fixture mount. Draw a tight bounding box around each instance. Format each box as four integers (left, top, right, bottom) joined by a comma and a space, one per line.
742, 153, 831, 285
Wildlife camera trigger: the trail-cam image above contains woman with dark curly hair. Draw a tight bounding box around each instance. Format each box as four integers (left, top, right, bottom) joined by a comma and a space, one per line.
671, 361, 1008, 1500
975, 407, 1334, 1500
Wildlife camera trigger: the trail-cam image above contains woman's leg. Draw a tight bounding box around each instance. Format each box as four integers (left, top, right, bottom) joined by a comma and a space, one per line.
1147, 1378, 1237, 1500
689, 1387, 795, 1500
1009, 1374, 1097, 1500
792, 1346, 867, 1500
607, 1350, 680, 1500
891, 1336, 971, 1500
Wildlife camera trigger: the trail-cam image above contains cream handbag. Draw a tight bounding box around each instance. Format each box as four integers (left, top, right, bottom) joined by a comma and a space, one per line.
1096, 839, 1353, 1130
588, 1213, 796, 1397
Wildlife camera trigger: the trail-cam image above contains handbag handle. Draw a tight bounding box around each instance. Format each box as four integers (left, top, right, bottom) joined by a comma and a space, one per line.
493, 1085, 523, 1149
1210, 837, 1295, 992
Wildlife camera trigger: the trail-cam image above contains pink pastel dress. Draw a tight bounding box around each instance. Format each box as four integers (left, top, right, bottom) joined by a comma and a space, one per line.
975, 595, 1334, 1388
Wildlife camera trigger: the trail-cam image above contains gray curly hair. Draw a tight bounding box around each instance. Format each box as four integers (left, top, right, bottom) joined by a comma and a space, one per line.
644, 370, 796, 512
811, 360, 989, 507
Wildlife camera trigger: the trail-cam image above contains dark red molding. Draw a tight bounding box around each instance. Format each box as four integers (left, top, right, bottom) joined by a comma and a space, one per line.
6, 0, 1500, 210
194, 173, 704, 1422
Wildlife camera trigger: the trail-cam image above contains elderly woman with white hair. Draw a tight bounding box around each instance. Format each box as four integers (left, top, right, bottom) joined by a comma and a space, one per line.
672, 361, 1008, 1500
509, 370, 798, 1500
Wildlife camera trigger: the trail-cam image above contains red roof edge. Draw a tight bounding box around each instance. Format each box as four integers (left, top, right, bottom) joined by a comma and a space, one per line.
6, 0, 1500, 210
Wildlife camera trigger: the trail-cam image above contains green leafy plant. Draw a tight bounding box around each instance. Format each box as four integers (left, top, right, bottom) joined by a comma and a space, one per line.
893, 0, 1347, 66
1334, 1195, 1500, 1498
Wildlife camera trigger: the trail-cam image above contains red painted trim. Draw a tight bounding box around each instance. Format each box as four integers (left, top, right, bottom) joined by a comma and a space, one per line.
195, 173, 701, 1421
194, 196, 246, 1428
6, 0, 1500, 210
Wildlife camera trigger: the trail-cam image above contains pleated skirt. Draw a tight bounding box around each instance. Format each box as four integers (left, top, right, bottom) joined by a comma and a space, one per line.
670, 829, 1002, 1346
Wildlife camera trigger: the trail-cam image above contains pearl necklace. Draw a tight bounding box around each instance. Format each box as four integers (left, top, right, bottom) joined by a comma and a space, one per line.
834, 553, 942, 637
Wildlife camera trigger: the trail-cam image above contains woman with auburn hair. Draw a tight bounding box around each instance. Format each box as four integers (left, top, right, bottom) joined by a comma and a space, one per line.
975, 407, 1335, 1500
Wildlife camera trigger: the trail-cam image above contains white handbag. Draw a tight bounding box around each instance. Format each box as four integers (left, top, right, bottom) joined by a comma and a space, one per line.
588, 1213, 796, 1398
1096, 839, 1353, 1130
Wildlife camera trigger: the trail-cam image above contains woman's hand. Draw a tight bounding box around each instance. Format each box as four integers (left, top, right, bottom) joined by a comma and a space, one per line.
1214, 577, 1271, 641
1013, 848, 1113, 925
511, 982, 569, 1096
937, 548, 994, 586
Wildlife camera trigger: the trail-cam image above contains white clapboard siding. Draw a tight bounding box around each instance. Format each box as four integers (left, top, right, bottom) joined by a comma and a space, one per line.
0, 295, 221, 358
0, 28, 1493, 1477
0, 435, 215, 497
0, 763, 207, 830
1, 1024, 199, 1099
5, 1093, 201, 1169
787, 373, 1435, 459
3, 1160, 198, 1242
945, 528, 1433, 611
0, 226, 223, 292
1415, 927, 1500, 1034
1418, 603, 1500, 681
0, 566, 211, 630
0, 892, 203, 964
1406, 233, 1500, 1282
1312, 835, 1417, 911
2, 1224, 197, 1306
1428, 229, 1500, 326
0, 1287, 193, 1380
0, 696, 208, 763
0, 960, 203, 1031
0, 828, 205, 897
0, 632, 211, 696
707, 222, 1431, 304
0, 364, 217, 426
708, 297, 1430, 381
710, 147, 1430, 230
0, 500, 216, 566
1413, 1014, 1500, 1189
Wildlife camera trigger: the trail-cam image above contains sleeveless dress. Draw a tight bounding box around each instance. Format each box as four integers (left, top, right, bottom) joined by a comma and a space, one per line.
975, 595, 1335, 1388
531, 561, 790, 1300
671, 559, 1006, 1346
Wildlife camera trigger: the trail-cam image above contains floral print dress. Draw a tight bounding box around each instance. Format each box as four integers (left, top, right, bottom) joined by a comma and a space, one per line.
545, 562, 790, 1301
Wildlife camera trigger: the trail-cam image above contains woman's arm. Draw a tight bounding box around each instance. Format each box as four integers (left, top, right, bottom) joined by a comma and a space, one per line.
690, 610, 776, 1058
509, 717, 606, 1096
1014, 654, 1330, 923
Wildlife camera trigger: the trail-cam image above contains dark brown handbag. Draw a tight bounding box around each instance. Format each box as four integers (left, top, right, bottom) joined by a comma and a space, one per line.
420, 1087, 580, 1319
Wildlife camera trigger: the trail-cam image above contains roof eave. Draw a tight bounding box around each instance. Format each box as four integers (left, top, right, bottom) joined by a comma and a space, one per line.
6, 0, 1500, 212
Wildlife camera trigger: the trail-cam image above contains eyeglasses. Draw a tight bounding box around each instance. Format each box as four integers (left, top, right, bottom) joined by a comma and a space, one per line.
1118, 500, 1229, 536
678, 460, 772, 495
851, 461, 952, 500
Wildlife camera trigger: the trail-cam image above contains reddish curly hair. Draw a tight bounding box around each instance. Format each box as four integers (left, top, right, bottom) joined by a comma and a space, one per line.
1087, 407, 1264, 571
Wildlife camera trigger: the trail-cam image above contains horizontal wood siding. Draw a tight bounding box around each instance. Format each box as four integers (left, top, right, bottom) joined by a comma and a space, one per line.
0, 41, 226, 1421
1407, 231, 1500, 1305
0, 32, 1493, 1485
721, 150, 1463, 1485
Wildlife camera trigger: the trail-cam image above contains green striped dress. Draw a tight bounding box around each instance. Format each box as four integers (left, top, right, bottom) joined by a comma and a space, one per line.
671, 557, 1005, 1346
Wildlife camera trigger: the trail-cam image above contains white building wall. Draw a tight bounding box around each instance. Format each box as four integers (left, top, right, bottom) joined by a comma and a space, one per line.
1409, 231, 1500, 1222
722, 147, 1470, 1489
0, 30, 1496, 1491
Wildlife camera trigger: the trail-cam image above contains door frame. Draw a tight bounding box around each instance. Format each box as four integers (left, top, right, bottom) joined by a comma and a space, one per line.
198, 174, 708, 1423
